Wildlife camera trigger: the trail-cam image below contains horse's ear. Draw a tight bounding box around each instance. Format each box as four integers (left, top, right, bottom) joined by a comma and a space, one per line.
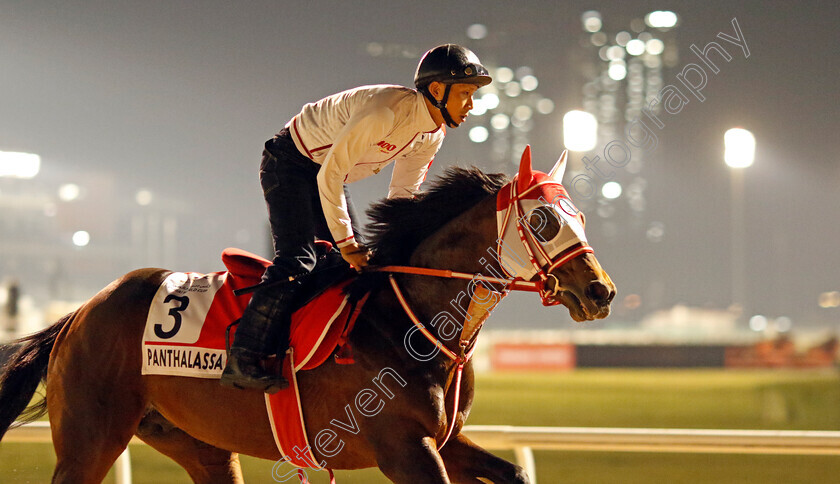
548, 150, 568, 183
516, 145, 534, 193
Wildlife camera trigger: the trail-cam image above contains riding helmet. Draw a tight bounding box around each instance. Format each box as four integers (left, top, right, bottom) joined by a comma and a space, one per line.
414, 44, 492, 89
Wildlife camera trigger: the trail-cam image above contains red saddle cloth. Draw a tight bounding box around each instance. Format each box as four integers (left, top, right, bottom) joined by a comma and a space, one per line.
147, 248, 354, 473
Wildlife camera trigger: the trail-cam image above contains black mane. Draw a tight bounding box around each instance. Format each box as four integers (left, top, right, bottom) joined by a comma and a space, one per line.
365, 166, 509, 265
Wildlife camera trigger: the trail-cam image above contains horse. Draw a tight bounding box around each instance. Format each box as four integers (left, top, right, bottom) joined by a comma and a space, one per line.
0, 146, 614, 483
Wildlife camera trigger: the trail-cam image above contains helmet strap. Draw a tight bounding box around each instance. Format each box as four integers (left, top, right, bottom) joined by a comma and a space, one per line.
422, 84, 458, 128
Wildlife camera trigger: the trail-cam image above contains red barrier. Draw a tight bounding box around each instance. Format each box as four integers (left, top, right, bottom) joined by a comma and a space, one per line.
490, 343, 576, 371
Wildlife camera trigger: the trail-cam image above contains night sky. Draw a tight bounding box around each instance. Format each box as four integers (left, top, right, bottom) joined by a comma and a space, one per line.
2, 1, 838, 329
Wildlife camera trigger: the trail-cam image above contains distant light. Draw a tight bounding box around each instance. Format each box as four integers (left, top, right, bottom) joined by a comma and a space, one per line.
581, 10, 602, 32
72, 230, 90, 247
136, 189, 153, 206
646, 222, 665, 242
482, 93, 500, 110
775, 317, 792, 332
470, 98, 488, 116
819, 291, 840, 308
606, 45, 626, 60
0, 151, 41, 179
608, 61, 627, 81
724, 128, 756, 168
645, 11, 679, 29
515, 66, 534, 78
626, 39, 646, 56
749, 314, 768, 332
590, 32, 608, 46
468, 126, 489, 143
645, 39, 665, 55
366, 42, 384, 57
504, 82, 521, 97
467, 23, 488, 40
536, 98, 555, 114
615, 31, 632, 46
490, 113, 510, 130
520, 75, 539, 91
644, 55, 662, 68
599, 47, 612, 62
562, 110, 598, 152
623, 294, 642, 309
496, 67, 514, 83
58, 183, 81, 201
513, 105, 533, 121
511, 116, 531, 130
602, 181, 622, 199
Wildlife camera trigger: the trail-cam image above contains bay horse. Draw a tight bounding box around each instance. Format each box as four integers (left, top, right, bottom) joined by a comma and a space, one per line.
0, 147, 614, 483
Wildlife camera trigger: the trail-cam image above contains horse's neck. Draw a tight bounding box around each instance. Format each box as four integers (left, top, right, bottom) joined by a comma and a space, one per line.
411, 194, 499, 273
400, 195, 503, 336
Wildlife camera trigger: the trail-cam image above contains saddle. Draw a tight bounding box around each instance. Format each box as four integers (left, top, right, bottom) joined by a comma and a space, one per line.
141, 242, 362, 379
224, 240, 356, 310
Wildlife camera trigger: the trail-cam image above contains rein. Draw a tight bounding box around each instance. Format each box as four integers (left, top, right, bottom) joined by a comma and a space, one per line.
386, 273, 477, 450
359, 178, 593, 450
369, 265, 540, 292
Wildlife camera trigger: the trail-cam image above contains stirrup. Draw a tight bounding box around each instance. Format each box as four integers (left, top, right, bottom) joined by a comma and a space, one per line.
221, 348, 289, 393
220, 366, 288, 393
224, 319, 239, 358
220, 371, 288, 394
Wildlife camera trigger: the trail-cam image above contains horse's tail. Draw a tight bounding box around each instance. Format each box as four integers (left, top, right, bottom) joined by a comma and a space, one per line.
0, 312, 73, 440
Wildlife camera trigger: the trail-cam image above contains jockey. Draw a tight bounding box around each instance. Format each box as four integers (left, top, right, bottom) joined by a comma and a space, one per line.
221, 44, 492, 393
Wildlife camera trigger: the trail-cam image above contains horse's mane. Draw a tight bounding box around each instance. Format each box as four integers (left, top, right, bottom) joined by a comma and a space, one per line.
346, 166, 508, 302
366, 166, 508, 265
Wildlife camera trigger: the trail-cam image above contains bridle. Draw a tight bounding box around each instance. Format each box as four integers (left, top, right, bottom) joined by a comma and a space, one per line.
372, 175, 594, 306
365, 176, 594, 448
495, 176, 594, 306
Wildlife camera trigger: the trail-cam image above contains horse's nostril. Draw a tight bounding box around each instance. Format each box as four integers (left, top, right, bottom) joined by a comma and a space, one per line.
586, 281, 612, 305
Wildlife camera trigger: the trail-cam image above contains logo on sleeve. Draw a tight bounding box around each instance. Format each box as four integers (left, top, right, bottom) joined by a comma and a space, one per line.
377, 141, 397, 153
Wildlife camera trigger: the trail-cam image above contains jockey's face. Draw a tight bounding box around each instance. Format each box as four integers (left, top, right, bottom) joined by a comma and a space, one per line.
445, 83, 479, 127
427, 82, 480, 128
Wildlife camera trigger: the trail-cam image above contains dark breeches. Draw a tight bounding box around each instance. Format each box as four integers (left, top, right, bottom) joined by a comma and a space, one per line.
260, 129, 361, 284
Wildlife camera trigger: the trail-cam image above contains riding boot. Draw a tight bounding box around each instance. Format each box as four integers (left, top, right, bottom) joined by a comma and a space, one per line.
220, 281, 301, 393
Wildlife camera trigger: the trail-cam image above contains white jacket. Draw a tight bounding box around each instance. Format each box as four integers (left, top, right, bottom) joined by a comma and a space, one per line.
287, 85, 444, 248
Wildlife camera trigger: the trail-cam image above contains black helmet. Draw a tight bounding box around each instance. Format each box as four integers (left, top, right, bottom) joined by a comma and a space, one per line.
415, 44, 491, 128
414, 44, 492, 89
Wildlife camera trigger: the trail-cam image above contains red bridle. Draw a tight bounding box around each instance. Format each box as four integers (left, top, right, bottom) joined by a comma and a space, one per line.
496, 176, 594, 306
372, 176, 594, 305
363, 176, 593, 448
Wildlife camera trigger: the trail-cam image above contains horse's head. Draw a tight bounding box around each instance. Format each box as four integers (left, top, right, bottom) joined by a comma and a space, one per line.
495, 146, 615, 322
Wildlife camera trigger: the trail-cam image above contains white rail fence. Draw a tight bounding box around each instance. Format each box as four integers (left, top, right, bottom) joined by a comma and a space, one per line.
6, 422, 840, 484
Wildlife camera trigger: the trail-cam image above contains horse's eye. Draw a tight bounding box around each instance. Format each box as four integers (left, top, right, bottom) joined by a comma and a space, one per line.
527, 206, 561, 243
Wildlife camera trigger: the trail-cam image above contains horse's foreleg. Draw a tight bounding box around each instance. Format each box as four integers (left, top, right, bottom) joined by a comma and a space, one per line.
439, 433, 530, 484
136, 410, 244, 484
371, 430, 451, 484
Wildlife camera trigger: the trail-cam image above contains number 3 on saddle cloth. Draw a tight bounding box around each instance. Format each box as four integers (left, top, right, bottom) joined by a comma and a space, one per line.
142, 243, 363, 470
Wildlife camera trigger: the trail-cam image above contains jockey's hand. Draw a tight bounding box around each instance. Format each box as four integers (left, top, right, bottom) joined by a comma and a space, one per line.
340, 242, 370, 272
